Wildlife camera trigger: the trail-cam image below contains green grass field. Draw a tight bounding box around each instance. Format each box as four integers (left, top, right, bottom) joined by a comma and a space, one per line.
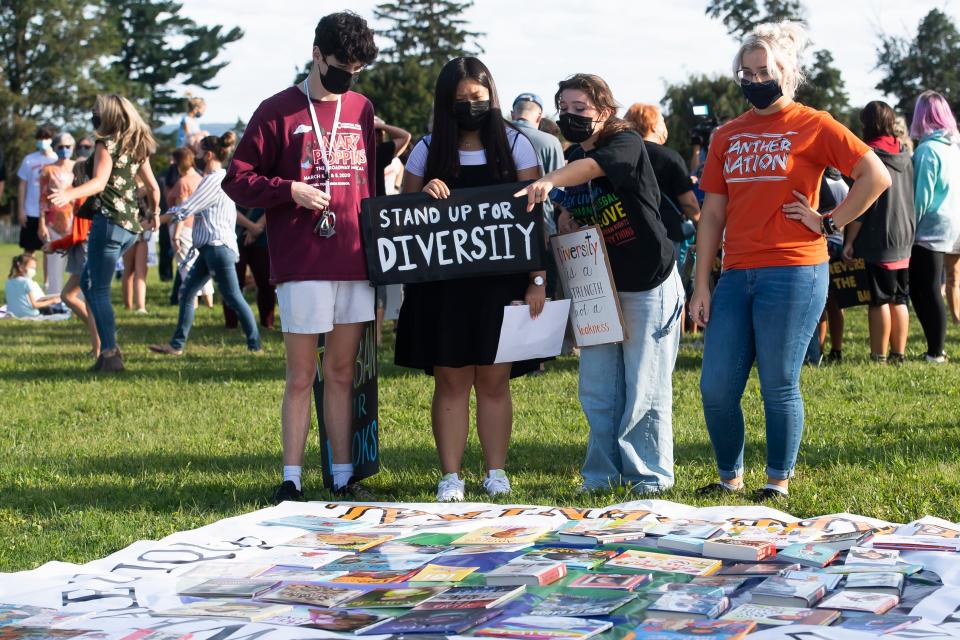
2, 240, 960, 573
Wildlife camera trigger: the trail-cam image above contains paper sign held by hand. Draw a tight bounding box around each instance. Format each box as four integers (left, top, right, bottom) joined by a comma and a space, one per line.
494, 300, 571, 364
551, 226, 625, 347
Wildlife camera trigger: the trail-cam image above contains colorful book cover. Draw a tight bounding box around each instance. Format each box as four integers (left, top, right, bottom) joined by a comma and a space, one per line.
256, 548, 349, 569
647, 591, 728, 619
330, 569, 418, 584
522, 546, 617, 569
783, 570, 843, 591
823, 562, 922, 575
443, 543, 534, 555
750, 576, 826, 606
152, 600, 291, 622
605, 550, 721, 576
644, 522, 725, 539
530, 591, 637, 616
485, 559, 567, 586
559, 519, 652, 542
343, 586, 449, 608
257, 582, 362, 607
322, 554, 435, 573
568, 573, 651, 590
689, 576, 749, 595
261, 607, 388, 632
651, 584, 725, 598
0, 628, 86, 640
717, 563, 797, 577
258, 515, 363, 531
453, 527, 549, 546
816, 590, 899, 613
473, 615, 613, 639
845, 570, 904, 592
359, 608, 503, 635
414, 585, 526, 610
837, 613, 921, 633
177, 577, 279, 598
280, 532, 395, 551
778, 543, 839, 568
0, 605, 52, 626
630, 619, 756, 640
702, 537, 776, 561
721, 603, 839, 626
409, 563, 478, 582
373, 541, 456, 555
845, 546, 900, 565
723, 524, 824, 548
657, 535, 706, 554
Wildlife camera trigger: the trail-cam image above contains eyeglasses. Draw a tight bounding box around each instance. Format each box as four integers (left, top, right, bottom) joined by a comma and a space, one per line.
737, 68, 774, 83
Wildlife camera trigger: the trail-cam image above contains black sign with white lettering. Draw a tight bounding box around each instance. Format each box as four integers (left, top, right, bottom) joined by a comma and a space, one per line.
360, 181, 545, 285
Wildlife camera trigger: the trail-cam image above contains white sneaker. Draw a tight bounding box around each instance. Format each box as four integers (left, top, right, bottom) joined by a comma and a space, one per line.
483, 469, 511, 497
436, 474, 465, 502
926, 353, 947, 364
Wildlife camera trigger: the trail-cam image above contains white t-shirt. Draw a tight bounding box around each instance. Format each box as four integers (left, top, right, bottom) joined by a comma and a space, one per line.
405, 128, 539, 177
17, 151, 57, 218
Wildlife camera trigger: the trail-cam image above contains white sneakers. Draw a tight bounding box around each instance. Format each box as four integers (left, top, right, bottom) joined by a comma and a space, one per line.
436, 474, 465, 502
436, 470, 511, 502
482, 469, 512, 497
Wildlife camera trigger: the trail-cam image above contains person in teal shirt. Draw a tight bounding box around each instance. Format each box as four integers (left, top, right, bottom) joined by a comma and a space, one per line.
5, 254, 62, 318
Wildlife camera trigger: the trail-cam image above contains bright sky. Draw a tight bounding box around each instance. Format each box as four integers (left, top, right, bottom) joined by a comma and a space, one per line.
176, 0, 957, 127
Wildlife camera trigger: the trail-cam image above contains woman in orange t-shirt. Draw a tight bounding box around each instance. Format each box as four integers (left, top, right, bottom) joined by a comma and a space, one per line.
689, 21, 891, 500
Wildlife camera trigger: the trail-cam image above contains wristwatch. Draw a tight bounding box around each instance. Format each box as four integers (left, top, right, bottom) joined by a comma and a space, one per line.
531, 275, 545, 287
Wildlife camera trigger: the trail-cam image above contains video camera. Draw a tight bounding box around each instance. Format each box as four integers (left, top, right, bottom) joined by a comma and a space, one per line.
691, 104, 719, 148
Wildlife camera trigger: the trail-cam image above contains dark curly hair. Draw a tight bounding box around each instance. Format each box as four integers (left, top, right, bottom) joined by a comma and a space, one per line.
314, 11, 378, 66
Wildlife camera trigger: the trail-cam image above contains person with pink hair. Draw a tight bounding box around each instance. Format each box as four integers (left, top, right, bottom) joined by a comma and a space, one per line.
909, 90, 960, 363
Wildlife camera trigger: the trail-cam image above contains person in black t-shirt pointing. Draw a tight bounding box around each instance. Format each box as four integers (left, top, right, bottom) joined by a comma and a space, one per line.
516, 73, 684, 495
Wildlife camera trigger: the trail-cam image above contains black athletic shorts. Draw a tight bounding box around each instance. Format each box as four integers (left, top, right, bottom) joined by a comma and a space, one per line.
18, 216, 43, 252
865, 262, 909, 306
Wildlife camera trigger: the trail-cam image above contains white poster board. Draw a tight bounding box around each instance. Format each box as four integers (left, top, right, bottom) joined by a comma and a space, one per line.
551, 226, 625, 347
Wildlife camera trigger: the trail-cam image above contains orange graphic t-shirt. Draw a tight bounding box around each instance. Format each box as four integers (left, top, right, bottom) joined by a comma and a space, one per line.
700, 101, 871, 270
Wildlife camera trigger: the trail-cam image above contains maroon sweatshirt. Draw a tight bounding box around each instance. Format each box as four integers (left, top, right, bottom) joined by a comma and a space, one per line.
223, 86, 376, 284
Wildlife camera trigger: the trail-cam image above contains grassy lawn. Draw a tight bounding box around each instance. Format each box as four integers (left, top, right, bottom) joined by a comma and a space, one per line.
2, 240, 960, 573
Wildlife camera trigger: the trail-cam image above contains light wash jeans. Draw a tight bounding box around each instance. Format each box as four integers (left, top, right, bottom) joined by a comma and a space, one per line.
700, 263, 829, 481
80, 214, 137, 352
579, 266, 684, 492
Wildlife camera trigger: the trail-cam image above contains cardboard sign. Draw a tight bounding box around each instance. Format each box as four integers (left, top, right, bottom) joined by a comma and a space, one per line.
360, 181, 545, 285
829, 257, 871, 308
313, 321, 379, 488
551, 226, 625, 347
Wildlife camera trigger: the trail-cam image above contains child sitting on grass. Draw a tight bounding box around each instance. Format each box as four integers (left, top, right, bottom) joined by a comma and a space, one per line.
5, 254, 66, 318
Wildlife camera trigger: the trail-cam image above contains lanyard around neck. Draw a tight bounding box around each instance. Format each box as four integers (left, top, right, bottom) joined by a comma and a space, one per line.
303, 78, 342, 195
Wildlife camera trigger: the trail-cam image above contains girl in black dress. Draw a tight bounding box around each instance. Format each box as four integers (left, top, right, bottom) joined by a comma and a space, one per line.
394, 57, 544, 502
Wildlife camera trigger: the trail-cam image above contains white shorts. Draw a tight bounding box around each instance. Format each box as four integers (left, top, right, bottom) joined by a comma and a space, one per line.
276, 280, 376, 334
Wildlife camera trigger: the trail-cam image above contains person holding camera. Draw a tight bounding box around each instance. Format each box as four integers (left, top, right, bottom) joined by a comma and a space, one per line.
222, 11, 379, 503
689, 21, 891, 500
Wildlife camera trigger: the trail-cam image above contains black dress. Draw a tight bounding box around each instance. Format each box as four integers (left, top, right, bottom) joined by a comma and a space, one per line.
394, 162, 542, 378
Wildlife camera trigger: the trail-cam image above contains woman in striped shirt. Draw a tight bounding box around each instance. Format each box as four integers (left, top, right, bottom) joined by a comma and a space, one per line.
150, 132, 261, 355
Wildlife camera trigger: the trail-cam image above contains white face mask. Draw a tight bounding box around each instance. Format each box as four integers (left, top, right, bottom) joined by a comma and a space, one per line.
25, 267, 37, 279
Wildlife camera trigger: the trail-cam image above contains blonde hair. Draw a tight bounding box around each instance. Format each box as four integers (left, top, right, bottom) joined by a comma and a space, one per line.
186, 96, 206, 112
733, 21, 808, 99
92, 94, 157, 163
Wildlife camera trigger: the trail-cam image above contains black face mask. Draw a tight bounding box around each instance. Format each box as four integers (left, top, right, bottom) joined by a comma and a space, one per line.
558, 112, 597, 143
91, 114, 101, 130
319, 60, 357, 95
453, 100, 491, 131
741, 79, 783, 109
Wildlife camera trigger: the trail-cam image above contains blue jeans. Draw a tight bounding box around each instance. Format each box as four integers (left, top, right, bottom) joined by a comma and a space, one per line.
579, 267, 684, 492
700, 263, 829, 481
80, 215, 137, 352
170, 244, 260, 351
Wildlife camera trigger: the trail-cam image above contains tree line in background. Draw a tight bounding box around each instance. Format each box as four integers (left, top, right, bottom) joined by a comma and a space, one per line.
2, 0, 958, 213
0, 0, 242, 213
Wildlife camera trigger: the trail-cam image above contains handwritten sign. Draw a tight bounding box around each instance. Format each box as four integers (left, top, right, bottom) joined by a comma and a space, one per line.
551, 226, 625, 347
313, 321, 379, 488
360, 181, 545, 285
829, 257, 871, 308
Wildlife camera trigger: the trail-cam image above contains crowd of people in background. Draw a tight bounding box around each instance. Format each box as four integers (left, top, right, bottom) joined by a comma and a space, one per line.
4, 9, 960, 506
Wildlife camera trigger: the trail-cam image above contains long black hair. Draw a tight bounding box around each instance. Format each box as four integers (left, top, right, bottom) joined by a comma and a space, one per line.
425, 57, 518, 184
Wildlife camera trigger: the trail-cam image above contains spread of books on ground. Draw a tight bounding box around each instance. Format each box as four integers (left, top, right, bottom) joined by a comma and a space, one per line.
5, 501, 960, 639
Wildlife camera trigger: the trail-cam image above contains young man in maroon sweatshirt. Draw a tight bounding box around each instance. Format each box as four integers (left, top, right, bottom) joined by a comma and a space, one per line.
222, 11, 378, 503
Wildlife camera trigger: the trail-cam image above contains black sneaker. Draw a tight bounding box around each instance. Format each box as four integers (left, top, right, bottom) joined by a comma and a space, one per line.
752, 487, 788, 501
826, 349, 842, 364
271, 480, 304, 504
695, 482, 743, 497
332, 477, 376, 501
